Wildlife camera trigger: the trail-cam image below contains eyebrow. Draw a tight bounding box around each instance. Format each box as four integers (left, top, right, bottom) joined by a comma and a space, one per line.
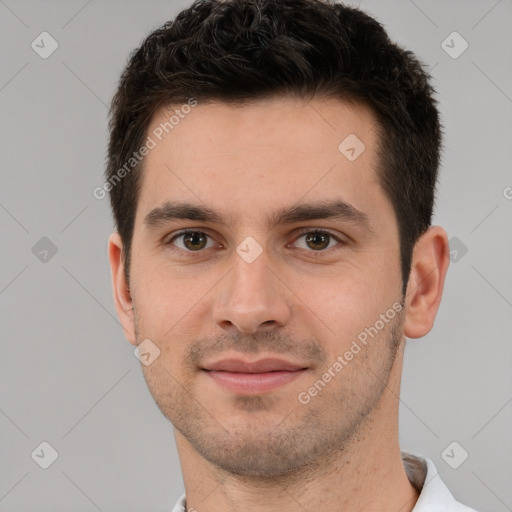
143, 199, 373, 233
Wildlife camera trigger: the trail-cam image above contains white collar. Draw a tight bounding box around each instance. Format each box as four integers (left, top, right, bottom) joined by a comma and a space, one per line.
401, 452, 477, 511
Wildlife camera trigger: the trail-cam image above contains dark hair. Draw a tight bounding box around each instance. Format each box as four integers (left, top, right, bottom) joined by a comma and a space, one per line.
105, 0, 442, 296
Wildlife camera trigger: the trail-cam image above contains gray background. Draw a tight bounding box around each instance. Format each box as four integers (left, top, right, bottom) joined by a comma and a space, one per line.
1, 0, 511, 510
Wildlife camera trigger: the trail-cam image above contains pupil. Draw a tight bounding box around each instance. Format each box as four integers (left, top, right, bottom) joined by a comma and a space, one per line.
186, 232, 206, 250
307, 232, 328, 250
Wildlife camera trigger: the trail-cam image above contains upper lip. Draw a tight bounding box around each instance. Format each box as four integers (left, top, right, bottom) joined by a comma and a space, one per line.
203, 358, 307, 373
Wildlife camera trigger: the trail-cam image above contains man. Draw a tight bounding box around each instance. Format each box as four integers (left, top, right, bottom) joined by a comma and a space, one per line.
105, 0, 478, 510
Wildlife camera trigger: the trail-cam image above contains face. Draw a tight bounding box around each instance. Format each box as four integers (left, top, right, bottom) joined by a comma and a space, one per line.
112, 96, 408, 477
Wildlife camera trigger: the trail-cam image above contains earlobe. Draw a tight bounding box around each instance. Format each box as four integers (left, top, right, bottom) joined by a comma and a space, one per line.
402, 226, 450, 339
108, 232, 137, 345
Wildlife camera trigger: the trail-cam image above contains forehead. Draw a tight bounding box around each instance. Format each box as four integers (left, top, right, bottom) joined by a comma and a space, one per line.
135, 96, 387, 230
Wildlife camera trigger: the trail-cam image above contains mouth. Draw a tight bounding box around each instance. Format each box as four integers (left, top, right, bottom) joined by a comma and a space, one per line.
201, 357, 309, 394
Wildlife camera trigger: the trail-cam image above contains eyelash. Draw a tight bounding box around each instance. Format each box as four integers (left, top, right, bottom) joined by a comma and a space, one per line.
164, 228, 346, 257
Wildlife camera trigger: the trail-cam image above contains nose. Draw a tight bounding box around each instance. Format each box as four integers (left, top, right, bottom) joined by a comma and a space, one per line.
211, 246, 292, 334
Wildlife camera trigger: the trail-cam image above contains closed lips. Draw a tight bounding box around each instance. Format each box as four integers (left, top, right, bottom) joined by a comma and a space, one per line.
203, 358, 308, 373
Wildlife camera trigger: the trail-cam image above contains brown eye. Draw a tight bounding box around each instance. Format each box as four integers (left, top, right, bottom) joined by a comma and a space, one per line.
292, 229, 344, 253
182, 231, 208, 250
167, 230, 215, 253
304, 231, 331, 250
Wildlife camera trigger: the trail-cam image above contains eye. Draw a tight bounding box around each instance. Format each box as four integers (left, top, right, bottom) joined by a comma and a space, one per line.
290, 229, 345, 253
166, 230, 217, 254
165, 228, 346, 257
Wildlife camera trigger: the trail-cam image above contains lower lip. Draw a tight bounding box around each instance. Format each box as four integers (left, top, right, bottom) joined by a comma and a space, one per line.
204, 369, 307, 394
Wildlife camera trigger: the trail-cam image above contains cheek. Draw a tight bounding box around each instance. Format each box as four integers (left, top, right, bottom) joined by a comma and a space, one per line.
293, 266, 394, 348
132, 260, 215, 342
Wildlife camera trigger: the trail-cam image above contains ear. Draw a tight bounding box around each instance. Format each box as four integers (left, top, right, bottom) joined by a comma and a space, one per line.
403, 225, 450, 339
108, 232, 137, 346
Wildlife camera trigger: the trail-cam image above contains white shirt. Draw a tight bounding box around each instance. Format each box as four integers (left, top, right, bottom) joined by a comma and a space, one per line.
171, 451, 478, 511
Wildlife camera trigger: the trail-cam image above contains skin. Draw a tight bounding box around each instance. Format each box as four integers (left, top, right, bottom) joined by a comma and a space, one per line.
108, 96, 450, 512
